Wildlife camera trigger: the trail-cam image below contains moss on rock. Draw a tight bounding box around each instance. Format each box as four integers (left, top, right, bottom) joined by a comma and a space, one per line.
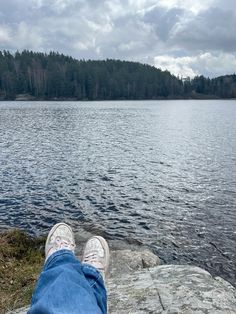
0, 229, 45, 313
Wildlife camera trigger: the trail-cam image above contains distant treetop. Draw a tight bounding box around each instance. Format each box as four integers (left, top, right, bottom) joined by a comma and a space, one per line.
0, 50, 235, 100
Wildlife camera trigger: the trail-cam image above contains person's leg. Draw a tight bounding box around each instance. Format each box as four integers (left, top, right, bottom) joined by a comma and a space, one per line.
28, 223, 108, 314
81, 236, 110, 314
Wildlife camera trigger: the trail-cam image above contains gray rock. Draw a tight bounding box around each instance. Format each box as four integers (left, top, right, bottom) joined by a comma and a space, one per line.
110, 249, 161, 275
6, 308, 29, 314
7, 250, 236, 314
108, 264, 236, 313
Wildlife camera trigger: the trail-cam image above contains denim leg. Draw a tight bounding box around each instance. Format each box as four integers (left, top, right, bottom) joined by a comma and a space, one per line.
28, 250, 107, 314
81, 264, 107, 314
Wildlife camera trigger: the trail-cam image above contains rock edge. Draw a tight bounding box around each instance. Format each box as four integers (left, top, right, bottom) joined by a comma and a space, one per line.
7, 249, 236, 314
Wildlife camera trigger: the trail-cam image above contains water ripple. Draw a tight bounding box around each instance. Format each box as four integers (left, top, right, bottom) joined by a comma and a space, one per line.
0, 100, 236, 286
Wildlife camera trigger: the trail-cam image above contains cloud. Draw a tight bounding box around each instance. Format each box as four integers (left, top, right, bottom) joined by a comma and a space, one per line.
143, 6, 184, 41
0, 0, 235, 77
156, 0, 215, 14
0, 22, 43, 51
154, 53, 236, 78
0, 26, 11, 43
14, 22, 43, 50
171, 7, 236, 53
154, 55, 196, 78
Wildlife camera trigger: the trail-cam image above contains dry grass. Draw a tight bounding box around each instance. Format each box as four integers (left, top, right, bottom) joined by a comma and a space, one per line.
0, 229, 45, 313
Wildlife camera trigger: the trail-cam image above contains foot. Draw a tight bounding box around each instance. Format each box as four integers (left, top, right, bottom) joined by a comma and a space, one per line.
82, 236, 109, 280
45, 223, 76, 262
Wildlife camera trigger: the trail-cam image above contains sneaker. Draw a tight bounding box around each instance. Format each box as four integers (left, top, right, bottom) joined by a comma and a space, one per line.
82, 236, 109, 280
45, 222, 76, 262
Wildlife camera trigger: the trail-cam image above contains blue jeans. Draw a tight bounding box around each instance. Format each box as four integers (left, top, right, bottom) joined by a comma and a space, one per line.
28, 249, 107, 314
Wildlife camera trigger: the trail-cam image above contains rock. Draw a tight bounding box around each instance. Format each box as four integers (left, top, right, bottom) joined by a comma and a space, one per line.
108, 265, 236, 313
14, 94, 35, 101
110, 249, 161, 275
7, 250, 236, 314
6, 308, 29, 314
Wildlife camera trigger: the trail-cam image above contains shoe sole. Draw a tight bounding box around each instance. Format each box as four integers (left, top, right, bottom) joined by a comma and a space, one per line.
45, 222, 74, 256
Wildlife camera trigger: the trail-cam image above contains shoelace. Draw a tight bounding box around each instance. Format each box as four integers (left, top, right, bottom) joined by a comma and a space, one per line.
50, 236, 75, 250
84, 252, 104, 271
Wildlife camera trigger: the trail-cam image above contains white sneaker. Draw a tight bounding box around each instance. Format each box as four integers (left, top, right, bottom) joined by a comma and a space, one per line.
82, 236, 109, 280
45, 223, 76, 262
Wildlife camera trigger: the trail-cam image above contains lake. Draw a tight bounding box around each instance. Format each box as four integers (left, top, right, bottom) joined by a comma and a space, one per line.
0, 100, 235, 286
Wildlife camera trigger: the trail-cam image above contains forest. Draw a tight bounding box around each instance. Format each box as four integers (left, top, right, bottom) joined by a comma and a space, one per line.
0, 50, 236, 100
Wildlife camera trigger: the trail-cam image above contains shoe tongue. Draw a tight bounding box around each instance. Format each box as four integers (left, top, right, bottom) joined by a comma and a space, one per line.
90, 260, 104, 270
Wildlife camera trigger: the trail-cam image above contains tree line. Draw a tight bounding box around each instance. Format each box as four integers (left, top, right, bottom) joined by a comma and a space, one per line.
0, 50, 235, 100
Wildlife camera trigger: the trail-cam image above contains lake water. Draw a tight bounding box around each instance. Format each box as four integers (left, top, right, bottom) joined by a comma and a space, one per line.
0, 100, 236, 286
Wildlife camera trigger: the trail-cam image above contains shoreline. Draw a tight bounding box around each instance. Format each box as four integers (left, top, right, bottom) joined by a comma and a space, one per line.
2, 96, 236, 101
1, 228, 236, 314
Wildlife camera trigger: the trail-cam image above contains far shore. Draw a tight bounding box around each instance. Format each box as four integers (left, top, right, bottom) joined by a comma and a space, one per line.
2, 95, 236, 102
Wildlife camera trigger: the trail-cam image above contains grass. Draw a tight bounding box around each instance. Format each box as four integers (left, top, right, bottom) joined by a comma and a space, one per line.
0, 229, 45, 313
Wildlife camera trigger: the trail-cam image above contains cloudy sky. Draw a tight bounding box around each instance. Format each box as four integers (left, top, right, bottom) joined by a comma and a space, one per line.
0, 0, 236, 78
